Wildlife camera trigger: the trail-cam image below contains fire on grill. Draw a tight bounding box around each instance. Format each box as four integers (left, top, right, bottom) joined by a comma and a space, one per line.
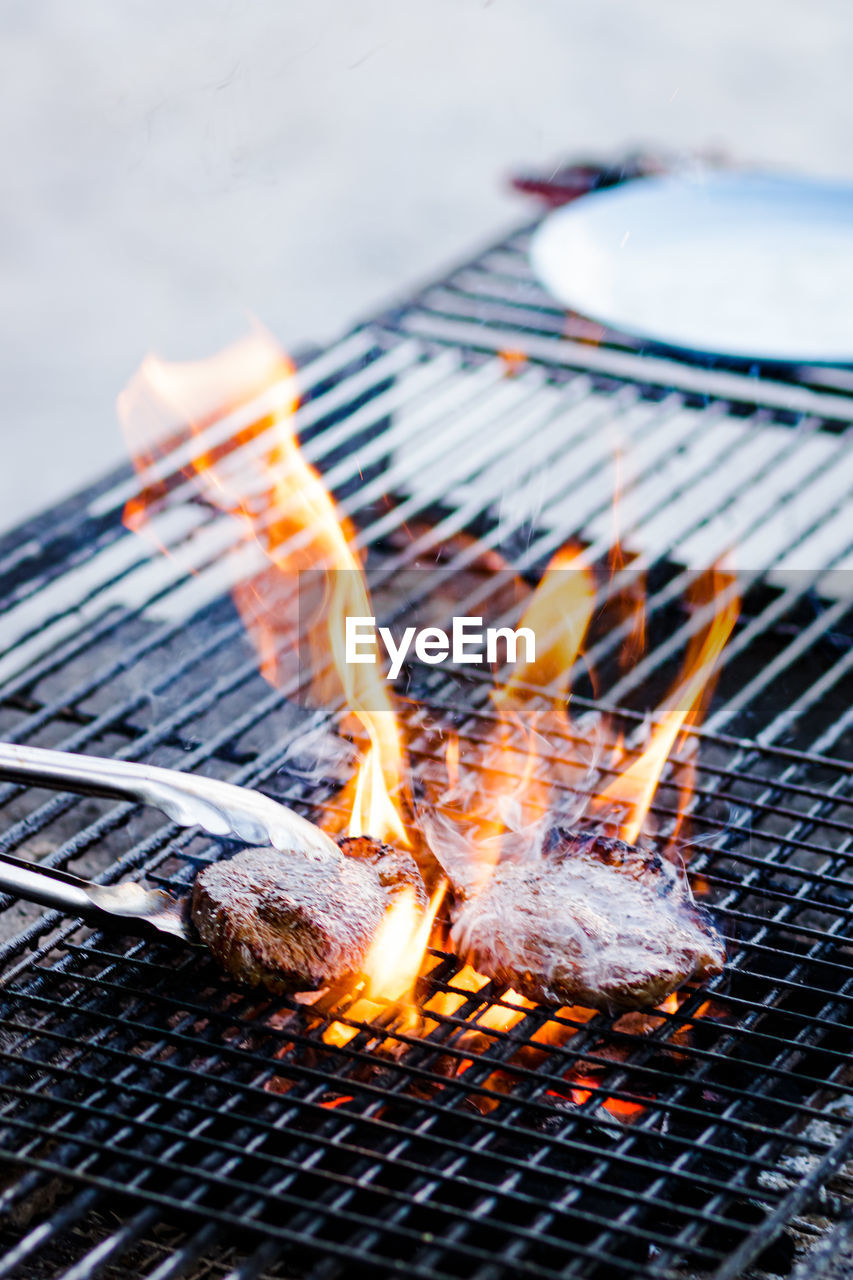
5, 176, 853, 1280
117, 326, 738, 1030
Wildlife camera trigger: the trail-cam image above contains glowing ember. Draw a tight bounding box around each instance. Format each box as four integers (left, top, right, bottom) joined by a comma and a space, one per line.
529, 1006, 597, 1046
319, 1095, 355, 1110
424, 965, 533, 1032
565, 1075, 646, 1120
473, 989, 533, 1033
423, 963, 489, 1018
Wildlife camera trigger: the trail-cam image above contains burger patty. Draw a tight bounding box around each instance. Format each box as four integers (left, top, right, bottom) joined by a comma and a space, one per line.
449, 830, 725, 1011
192, 836, 426, 994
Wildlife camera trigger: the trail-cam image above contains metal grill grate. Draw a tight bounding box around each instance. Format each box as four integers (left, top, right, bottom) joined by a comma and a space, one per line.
1, 178, 853, 1280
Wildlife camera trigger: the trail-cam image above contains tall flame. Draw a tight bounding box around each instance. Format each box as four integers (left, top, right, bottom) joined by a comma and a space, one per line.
597, 567, 739, 843
429, 549, 737, 900
499, 545, 596, 703
118, 328, 407, 844
364, 881, 446, 1003
324, 880, 446, 1047
119, 328, 740, 1067
435, 546, 596, 888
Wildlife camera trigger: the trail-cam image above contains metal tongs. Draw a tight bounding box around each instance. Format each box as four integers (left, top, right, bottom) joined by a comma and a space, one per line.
0, 742, 340, 943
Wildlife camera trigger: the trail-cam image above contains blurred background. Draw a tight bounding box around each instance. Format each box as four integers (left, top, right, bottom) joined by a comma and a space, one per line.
1, 0, 851, 533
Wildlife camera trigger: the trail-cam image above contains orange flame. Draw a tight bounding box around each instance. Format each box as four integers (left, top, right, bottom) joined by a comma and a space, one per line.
365, 881, 446, 1003
597, 567, 738, 843
324, 881, 446, 1047
499, 545, 596, 702
498, 349, 527, 378
433, 546, 595, 888
119, 326, 740, 1066
118, 328, 407, 845
427, 548, 737, 926
445, 732, 460, 794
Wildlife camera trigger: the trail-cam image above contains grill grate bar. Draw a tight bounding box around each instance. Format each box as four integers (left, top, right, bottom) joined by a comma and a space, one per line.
3, 522, 845, 962
3, 962, 837, 1180
1, 573, 845, 1239
601, 730, 853, 1269
222, 1240, 287, 1280
54, 1207, 162, 1280
1, 991, 844, 1187
1, 1150, 474, 1280
145, 1223, 223, 1280
0, 972, 835, 1274
0, 350, 583, 723
3, 188, 853, 1278
393, 220, 853, 417
2, 333, 848, 773
0, 998, 824, 1198
0, 338, 457, 685
0, 1187, 103, 1280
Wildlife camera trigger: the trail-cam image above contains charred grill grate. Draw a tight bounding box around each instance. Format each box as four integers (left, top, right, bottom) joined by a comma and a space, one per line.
1, 169, 853, 1279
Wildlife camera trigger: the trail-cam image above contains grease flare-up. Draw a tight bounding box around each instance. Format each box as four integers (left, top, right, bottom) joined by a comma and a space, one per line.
120, 328, 737, 1056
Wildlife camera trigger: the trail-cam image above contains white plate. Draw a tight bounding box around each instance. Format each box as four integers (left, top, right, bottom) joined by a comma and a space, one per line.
529, 172, 853, 365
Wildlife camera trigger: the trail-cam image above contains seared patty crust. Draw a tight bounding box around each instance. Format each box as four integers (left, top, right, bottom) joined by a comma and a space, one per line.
450, 831, 725, 1011
192, 837, 426, 993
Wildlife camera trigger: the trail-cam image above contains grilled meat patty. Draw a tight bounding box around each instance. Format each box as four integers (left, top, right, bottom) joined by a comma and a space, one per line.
450, 830, 725, 1011
192, 836, 426, 994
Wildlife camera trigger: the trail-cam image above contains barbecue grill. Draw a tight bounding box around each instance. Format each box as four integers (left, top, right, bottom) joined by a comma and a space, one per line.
1, 160, 853, 1280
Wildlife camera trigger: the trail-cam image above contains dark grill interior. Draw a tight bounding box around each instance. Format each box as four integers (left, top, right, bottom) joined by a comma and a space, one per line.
1, 175, 853, 1279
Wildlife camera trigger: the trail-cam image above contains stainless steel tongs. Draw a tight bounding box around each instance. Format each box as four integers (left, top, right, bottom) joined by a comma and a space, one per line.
0, 742, 340, 943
